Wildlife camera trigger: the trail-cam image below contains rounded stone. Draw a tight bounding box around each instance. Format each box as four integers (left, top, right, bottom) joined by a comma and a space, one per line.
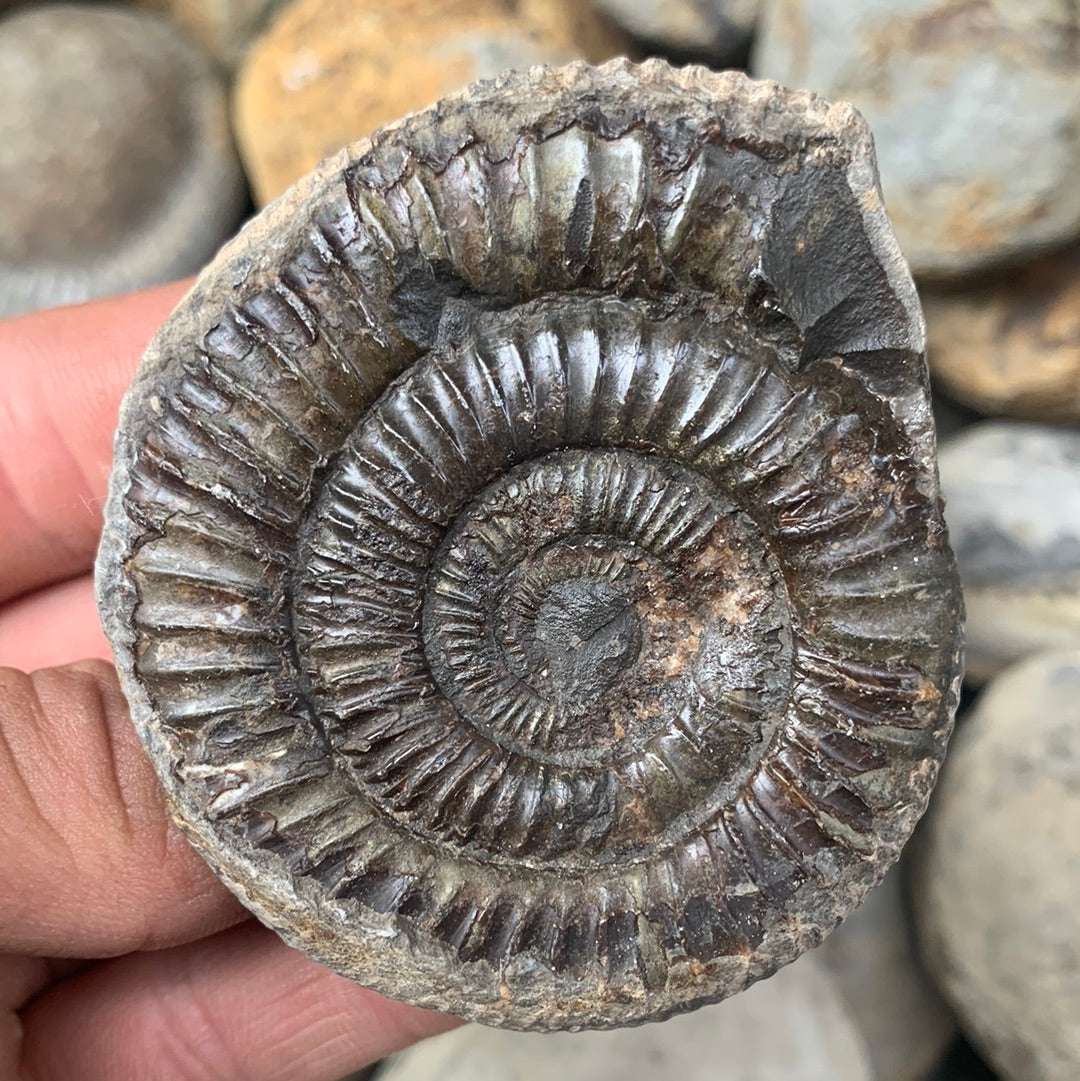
925, 246, 1080, 422
135, 0, 286, 70
0, 4, 247, 319
938, 422, 1080, 683
233, 0, 628, 204
913, 651, 1080, 1081
377, 950, 873, 1081
752, 0, 1080, 279
591, 0, 759, 63
820, 864, 956, 1081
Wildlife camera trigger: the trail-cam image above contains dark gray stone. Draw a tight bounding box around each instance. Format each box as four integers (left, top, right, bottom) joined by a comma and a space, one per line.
592, 0, 759, 62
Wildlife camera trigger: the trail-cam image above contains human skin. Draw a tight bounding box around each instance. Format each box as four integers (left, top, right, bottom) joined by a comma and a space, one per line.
0, 282, 458, 1081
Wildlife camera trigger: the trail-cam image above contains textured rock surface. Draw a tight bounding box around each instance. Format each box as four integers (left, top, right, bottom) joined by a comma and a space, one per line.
136, 0, 285, 70
592, 0, 759, 62
234, 0, 627, 203
925, 246, 1080, 421
939, 422, 1080, 682
752, 0, 1080, 279
914, 651, 1080, 1081
97, 60, 962, 1030
821, 864, 956, 1081
377, 951, 872, 1081
0, 4, 246, 319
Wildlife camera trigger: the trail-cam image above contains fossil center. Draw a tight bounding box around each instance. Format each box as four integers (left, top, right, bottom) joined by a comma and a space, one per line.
511, 567, 643, 703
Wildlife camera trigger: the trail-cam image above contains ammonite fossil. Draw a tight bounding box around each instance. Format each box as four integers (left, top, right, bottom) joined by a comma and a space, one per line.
96, 59, 964, 1030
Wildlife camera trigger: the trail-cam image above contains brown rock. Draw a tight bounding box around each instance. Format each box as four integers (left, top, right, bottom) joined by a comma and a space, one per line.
233, 0, 628, 204
925, 246, 1080, 422
136, 0, 285, 70
913, 651, 1080, 1081
0, 4, 246, 318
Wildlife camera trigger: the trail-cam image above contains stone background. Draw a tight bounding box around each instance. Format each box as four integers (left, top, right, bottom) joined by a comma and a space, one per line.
2, 2, 1077, 1079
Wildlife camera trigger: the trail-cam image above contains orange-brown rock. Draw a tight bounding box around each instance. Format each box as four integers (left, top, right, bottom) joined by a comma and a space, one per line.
234, 0, 628, 204
925, 247, 1080, 422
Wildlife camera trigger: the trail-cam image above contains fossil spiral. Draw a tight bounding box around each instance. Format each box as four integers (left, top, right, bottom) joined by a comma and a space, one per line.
96, 59, 964, 1030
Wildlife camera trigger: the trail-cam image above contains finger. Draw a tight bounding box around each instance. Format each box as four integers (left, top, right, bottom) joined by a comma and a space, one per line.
0, 661, 243, 957
0, 574, 111, 672
0, 953, 62, 1074
0, 281, 188, 605
20, 921, 460, 1081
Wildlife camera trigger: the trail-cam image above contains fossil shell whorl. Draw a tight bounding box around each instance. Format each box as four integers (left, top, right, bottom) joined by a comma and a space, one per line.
95, 59, 964, 1031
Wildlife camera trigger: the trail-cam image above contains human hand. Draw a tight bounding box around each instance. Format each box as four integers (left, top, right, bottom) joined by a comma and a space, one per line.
0, 284, 459, 1080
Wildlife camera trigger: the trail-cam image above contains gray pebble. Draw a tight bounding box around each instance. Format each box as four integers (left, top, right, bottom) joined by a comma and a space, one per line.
938, 422, 1080, 682
752, 0, 1080, 279
821, 865, 956, 1081
0, 4, 247, 318
593, 0, 759, 62
913, 651, 1080, 1081
376, 951, 872, 1081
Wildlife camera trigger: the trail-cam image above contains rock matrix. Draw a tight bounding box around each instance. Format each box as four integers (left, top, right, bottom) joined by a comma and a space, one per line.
377, 952, 873, 1081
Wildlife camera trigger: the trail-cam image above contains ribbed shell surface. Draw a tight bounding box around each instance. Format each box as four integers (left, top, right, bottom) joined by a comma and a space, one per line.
96, 59, 964, 1030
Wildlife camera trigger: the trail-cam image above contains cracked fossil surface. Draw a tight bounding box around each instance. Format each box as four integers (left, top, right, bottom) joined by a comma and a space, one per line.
96, 59, 964, 1030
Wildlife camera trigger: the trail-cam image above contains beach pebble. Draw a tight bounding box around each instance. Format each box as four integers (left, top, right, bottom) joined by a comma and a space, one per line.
591, 0, 758, 63
376, 951, 872, 1081
821, 865, 956, 1081
752, 0, 1080, 279
913, 651, 1080, 1081
0, 5, 246, 318
938, 422, 1080, 683
135, 0, 286, 70
925, 246, 1080, 422
234, 0, 628, 204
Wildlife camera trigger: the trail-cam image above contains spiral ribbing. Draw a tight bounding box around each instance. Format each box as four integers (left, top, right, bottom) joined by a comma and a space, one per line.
97, 60, 963, 1029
